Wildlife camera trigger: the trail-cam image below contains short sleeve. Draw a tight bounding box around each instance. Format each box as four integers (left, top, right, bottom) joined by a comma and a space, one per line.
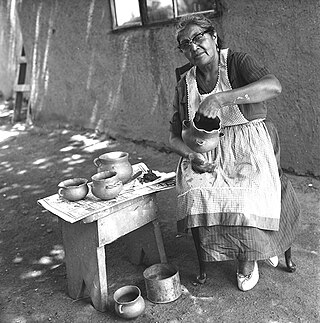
169, 78, 188, 136
232, 51, 270, 84
169, 86, 182, 135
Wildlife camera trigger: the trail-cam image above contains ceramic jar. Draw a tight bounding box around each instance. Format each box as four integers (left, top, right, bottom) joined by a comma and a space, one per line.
113, 285, 145, 320
93, 151, 133, 184
181, 115, 223, 153
91, 170, 123, 200
57, 178, 88, 201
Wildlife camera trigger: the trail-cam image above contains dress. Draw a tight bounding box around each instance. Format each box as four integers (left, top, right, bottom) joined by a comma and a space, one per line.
170, 49, 300, 262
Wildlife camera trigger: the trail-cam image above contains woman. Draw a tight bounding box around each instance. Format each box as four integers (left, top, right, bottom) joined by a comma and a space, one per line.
169, 14, 300, 291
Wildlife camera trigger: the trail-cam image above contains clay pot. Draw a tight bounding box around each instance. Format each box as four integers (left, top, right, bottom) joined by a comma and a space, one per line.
91, 171, 123, 200
114, 285, 145, 320
58, 178, 88, 201
93, 151, 133, 184
182, 114, 223, 153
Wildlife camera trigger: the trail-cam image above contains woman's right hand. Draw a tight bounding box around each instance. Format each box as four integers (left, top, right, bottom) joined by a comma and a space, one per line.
188, 153, 215, 173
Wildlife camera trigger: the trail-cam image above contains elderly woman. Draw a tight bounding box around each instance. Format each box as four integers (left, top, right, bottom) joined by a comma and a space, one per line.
169, 14, 300, 291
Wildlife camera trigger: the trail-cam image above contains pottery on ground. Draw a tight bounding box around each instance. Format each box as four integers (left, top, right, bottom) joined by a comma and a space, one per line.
57, 178, 89, 201
93, 151, 133, 184
113, 285, 145, 320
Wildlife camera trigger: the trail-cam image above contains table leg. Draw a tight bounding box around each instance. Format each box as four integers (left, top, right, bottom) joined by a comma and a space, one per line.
61, 220, 108, 312
89, 246, 108, 311
152, 220, 167, 263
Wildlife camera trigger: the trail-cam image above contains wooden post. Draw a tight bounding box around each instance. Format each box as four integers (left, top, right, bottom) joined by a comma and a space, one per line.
13, 46, 30, 123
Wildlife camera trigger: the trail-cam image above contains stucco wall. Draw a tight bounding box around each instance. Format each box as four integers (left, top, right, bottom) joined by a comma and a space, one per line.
0, 1, 23, 99
13, 0, 320, 176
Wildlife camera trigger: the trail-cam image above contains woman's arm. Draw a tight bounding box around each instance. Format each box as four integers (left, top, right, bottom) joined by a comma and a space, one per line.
198, 74, 282, 118
169, 80, 216, 173
169, 131, 193, 159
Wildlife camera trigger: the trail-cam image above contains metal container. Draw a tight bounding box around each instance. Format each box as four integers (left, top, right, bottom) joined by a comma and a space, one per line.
143, 263, 181, 303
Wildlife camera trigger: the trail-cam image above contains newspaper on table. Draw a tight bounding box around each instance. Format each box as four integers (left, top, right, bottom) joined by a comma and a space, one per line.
37, 163, 176, 223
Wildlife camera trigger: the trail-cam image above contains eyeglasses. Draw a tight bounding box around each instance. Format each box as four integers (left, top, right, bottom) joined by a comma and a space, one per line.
178, 30, 210, 52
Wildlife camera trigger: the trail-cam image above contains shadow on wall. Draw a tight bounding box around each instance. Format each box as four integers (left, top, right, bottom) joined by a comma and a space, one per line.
90, 34, 132, 134
13, 0, 131, 137
0, 0, 23, 99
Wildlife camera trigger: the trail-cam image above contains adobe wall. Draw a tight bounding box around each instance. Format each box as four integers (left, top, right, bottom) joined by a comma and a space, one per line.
0, 1, 23, 99
12, 0, 320, 176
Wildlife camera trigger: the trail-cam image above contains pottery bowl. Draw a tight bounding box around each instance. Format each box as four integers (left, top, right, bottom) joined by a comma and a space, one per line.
58, 178, 89, 201
114, 285, 145, 320
91, 170, 123, 200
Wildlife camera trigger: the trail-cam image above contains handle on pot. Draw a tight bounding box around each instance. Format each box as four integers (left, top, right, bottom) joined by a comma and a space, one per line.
118, 304, 124, 314
93, 157, 102, 167
58, 188, 65, 197
105, 181, 122, 189
195, 139, 205, 146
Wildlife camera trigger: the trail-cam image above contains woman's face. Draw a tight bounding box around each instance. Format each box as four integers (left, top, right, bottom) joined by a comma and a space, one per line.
178, 24, 218, 68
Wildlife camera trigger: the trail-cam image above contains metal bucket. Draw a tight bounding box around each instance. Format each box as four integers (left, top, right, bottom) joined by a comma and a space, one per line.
143, 263, 181, 303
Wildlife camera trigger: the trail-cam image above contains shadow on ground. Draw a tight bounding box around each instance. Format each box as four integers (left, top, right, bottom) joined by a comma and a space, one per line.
0, 119, 319, 323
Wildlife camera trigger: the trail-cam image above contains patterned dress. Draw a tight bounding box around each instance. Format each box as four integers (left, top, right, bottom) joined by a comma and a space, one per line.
173, 49, 300, 261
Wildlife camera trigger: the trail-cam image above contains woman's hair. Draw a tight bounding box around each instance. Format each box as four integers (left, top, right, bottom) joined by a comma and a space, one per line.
175, 14, 223, 49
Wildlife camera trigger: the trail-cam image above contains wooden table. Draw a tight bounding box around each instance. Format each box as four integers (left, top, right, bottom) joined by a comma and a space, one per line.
46, 193, 167, 312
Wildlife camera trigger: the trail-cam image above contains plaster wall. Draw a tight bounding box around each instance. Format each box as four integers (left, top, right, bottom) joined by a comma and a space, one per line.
0, 0, 23, 99
11, 0, 320, 176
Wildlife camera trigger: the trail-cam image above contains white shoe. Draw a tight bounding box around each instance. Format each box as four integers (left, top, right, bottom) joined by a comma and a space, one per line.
265, 256, 279, 267
237, 261, 259, 291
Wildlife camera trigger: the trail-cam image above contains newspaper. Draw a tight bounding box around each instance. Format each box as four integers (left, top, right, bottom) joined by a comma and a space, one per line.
37, 163, 176, 223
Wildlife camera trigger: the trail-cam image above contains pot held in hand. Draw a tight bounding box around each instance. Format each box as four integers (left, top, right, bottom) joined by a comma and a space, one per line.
93, 151, 133, 184
91, 171, 123, 200
182, 114, 224, 153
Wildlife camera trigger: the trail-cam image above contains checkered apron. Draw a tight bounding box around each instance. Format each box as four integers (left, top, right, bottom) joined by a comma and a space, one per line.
176, 49, 281, 231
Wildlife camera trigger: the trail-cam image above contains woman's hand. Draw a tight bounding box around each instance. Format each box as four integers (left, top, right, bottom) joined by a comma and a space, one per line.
188, 153, 216, 173
198, 94, 222, 119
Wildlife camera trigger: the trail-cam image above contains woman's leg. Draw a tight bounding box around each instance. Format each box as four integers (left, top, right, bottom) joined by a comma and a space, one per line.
285, 247, 297, 272
191, 227, 207, 283
236, 259, 259, 292
237, 259, 255, 276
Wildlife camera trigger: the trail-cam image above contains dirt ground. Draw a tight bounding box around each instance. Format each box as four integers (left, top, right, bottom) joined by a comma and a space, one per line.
0, 107, 319, 323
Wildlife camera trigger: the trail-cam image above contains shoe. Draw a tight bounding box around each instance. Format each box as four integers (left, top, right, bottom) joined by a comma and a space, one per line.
196, 273, 207, 284
237, 261, 259, 291
265, 256, 279, 267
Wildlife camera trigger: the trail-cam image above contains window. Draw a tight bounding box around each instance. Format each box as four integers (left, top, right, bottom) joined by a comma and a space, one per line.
110, 0, 221, 29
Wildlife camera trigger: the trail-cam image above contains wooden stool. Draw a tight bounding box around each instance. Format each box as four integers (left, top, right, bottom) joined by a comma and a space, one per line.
60, 193, 167, 312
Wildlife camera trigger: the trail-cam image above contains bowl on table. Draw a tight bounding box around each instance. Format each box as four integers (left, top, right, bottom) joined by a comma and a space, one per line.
58, 178, 89, 201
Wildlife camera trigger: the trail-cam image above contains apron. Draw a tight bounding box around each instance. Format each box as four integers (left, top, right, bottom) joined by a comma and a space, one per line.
176, 48, 281, 231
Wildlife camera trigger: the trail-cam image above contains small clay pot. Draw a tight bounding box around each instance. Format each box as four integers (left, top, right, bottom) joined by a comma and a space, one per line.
93, 151, 133, 184
58, 178, 89, 201
114, 285, 145, 320
91, 171, 123, 200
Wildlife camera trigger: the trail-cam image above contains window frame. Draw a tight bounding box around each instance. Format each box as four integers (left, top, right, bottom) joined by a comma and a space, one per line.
110, 0, 222, 30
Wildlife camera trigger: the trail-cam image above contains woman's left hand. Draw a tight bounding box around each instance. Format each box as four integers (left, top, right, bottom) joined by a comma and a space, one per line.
188, 153, 216, 173
198, 94, 222, 119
